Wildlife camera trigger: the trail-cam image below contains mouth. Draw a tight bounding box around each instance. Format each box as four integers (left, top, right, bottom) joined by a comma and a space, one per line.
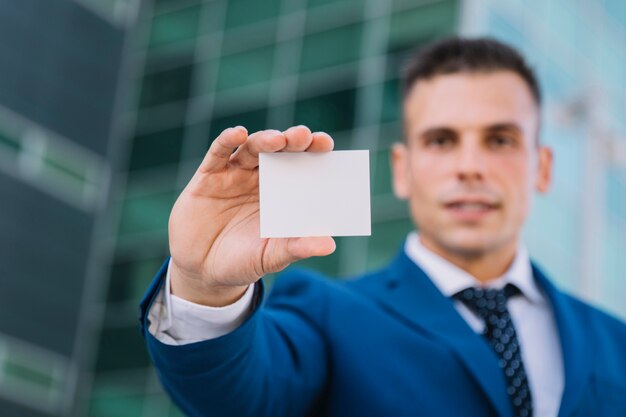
443, 198, 501, 221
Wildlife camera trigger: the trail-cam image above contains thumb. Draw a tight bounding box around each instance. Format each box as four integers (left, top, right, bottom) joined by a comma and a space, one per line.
265, 236, 336, 274
287, 236, 336, 260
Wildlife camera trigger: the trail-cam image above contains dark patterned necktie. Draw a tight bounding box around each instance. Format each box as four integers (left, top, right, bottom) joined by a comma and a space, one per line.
456, 284, 533, 417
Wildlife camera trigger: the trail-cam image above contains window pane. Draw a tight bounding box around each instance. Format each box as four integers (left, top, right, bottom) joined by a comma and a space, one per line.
108, 257, 166, 303
308, 0, 361, 7
148, 5, 201, 47
380, 78, 401, 123
139, 65, 194, 108
367, 218, 414, 270
95, 326, 151, 372
89, 387, 145, 417
388, 1, 458, 51
0, 130, 21, 156
301, 23, 362, 72
293, 88, 356, 133
118, 191, 176, 235
129, 127, 184, 171
209, 108, 268, 141
224, 0, 281, 29
372, 149, 393, 195
216, 46, 275, 91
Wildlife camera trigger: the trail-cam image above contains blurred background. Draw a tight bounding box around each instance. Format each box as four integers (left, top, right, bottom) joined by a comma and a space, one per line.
0, 0, 624, 416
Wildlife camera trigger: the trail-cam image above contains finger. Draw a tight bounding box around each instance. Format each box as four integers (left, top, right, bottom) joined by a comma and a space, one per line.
283, 125, 313, 152
230, 129, 287, 169
199, 126, 248, 173
265, 236, 336, 274
287, 236, 336, 260
306, 132, 334, 152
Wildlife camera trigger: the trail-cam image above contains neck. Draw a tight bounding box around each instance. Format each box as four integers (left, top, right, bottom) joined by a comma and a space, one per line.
419, 235, 518, 283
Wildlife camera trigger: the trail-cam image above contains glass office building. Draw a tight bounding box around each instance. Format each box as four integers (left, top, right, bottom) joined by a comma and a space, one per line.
0, 1, 134, 416
72, 0, 625, 415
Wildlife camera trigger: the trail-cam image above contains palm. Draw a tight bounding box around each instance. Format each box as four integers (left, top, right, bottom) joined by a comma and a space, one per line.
168, 126, 336, 301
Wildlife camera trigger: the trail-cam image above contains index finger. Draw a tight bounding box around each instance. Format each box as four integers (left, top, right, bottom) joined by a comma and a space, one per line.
306, 132, 334, 152
199, 126, 248, 173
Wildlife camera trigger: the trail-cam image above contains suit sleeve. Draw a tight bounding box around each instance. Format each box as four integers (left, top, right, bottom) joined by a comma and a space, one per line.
139, 259, 330, 417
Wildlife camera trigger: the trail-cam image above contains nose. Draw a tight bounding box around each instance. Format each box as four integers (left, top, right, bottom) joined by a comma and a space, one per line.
455, 137, 486, 183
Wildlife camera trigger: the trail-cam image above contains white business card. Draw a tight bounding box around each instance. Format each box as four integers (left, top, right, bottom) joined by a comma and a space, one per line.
259, 150, 371, 238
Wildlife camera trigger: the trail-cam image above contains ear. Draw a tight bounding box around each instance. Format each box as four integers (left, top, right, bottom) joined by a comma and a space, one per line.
534, 146, 553, 193
391, 142, 410, 200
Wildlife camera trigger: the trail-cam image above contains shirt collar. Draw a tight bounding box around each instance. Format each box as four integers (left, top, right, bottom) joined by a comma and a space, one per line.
403, 231, 544, 304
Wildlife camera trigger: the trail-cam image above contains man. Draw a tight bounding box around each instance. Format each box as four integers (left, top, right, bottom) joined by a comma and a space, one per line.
140, 37, 626, 417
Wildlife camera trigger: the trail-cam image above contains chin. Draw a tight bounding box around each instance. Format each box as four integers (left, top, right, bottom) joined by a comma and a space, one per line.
434, 228, 501, 259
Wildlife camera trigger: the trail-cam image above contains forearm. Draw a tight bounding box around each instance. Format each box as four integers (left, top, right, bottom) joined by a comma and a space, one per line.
140, 262, 329, 417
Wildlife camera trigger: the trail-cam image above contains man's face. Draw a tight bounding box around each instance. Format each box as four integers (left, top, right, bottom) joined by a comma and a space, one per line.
392, 71, 553, 259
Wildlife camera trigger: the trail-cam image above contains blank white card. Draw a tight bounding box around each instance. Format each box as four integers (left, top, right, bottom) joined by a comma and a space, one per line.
259, 150, 371, 238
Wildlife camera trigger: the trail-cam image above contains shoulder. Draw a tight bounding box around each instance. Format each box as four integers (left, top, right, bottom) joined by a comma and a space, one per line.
558, 290, 626, 344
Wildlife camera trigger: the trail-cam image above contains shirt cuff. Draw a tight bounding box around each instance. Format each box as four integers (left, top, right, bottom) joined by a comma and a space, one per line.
147, 259, 255, 345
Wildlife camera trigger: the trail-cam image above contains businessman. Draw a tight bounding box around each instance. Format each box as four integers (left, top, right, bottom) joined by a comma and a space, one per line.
140, 37, 626, 417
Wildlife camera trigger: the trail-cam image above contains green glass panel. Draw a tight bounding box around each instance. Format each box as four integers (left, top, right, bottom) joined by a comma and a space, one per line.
152, 0, 202, 13
372, 149, 393, 195
2, 360, 56, 391
367, 217, 414, 270
224, 0, 281, 29
95, 325, 151, 371
139, 65, 194, 108
308, 0, 361, 7
381, 78, 401, 123
118, 191, 176, 235
148, 5, 201, 47
216, 46, 274, 91
38, 161, 85, 197
388, 1, 458, 51
0, 131, 21, 154
293, 88, 356, 133
208, 108, 268, 141
43, 147, 91, 184
89, 388, 144, 417
301, 23, 362, 72
108, 257, 166, 303
129, 127, 184, 171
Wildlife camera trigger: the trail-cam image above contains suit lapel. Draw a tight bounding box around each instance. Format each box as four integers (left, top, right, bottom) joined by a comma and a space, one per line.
531, 265, 593, 417
364, 250, 514, 417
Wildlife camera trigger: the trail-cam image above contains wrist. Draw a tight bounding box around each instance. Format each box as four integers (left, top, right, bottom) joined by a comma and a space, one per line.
169, 261, 249, 307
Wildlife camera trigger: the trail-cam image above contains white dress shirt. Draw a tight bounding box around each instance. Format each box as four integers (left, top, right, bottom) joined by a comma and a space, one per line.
147, 267, 255, 345
148, 232, 563, 416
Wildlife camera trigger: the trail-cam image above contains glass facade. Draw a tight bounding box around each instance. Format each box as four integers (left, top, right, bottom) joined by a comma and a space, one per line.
0, 1, 128, 417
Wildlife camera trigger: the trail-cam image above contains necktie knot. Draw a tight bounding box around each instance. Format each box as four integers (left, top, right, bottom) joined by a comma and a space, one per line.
456, 283, 521, 319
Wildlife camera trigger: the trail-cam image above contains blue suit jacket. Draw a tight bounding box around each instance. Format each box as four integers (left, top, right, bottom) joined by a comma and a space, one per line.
140, 249, 626, 417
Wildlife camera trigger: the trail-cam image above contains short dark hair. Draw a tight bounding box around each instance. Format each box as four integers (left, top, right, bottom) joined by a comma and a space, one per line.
401, 36, 541, 105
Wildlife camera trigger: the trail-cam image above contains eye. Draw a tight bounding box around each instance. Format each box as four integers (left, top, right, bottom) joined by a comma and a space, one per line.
425, 134, 455, 148
487, 134, 516, 149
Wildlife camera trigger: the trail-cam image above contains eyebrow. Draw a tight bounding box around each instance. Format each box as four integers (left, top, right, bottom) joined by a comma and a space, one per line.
413, 122, 524, 140
484, 123, 523, 133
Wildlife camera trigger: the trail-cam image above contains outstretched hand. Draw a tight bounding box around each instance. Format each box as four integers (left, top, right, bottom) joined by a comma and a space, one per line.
168, 125, 336, 306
